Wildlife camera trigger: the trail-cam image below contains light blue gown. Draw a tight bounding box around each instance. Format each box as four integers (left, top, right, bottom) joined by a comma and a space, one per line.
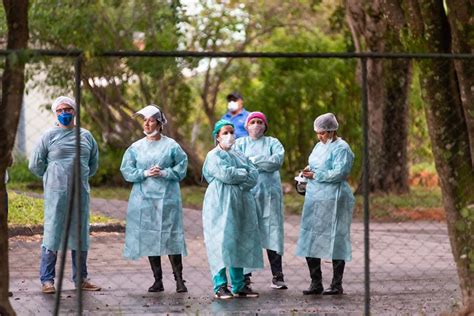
296, 138, 355, 261
234, 136, 285, 255
202, 146, 264, 276
29, 127, 99, 251
120, 136, 188, 260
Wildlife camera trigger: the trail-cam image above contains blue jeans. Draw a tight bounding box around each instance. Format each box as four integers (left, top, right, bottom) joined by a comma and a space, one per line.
212, 267, 245, 294
39, 246, 88, 285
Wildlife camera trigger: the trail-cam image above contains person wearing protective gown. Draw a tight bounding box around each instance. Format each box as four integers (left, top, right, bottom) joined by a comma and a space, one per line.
202, 119, 263, 299
296, 113, 355, 296
120, 105, 188, 293
29, 96, 101, 294
234, 111, 287, 290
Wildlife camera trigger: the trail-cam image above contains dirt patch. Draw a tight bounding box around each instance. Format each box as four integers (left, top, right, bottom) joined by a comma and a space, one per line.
393, 207, 445, 221
410, 171, 439, 187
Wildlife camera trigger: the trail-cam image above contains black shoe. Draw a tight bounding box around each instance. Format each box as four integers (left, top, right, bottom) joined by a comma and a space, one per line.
234, 285, 259, 298
302, 281, 324, 295
323, 285, 343, 295
148, 280, 164, 292
214, 286, 233, 299
271, 272, 288, 289
176, 278, 188, 293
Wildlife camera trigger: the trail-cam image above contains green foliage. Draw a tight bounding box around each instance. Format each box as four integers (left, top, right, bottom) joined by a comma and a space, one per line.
89, 146, 127, 187
7, 191, 112, 226
26, 0, 193, 185
8, 156, 41, 184
239, 28, 362, 176
408, 66, 434, 165
411, 162, 437, 174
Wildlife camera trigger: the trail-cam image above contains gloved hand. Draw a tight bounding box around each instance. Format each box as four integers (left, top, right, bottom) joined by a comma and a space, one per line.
144, 166, 161, 177
157, 169, 167, 178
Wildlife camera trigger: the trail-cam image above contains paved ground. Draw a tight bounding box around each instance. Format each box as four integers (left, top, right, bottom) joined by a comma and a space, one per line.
8, 201, 461, 315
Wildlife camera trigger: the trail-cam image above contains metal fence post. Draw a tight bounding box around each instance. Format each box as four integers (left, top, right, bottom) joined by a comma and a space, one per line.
74, 55, 83, 315
361, 57, 370, 316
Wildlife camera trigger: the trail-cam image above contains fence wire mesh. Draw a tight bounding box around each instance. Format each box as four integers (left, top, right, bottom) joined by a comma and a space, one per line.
4, 52, 472, 315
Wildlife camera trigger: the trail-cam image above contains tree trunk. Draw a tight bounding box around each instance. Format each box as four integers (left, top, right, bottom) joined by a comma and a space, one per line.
346, 0, 411, 193
404, 0, 474, 311
445, 0, 474, 167
0, 1, 29, 315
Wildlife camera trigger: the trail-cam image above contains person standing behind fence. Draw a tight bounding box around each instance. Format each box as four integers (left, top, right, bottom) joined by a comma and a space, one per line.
29, 96, 101, 294
296, 113, 355, 296
120, 105, 188, 293
202, 119, 263, 299
221, 91, 249, 139
234, 111, 288, 290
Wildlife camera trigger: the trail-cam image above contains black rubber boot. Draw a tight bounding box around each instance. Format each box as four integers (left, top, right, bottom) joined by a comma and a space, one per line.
323, 260, 345, 295
169, 255, 187, 293
303, 257, 323, 295
148, 256, 164, 292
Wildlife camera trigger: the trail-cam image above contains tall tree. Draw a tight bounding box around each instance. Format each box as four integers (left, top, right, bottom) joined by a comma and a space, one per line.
391, 0, 473, 311
345, 0, 411, 193
28, 0, 202, 182
0, 1, 28, 314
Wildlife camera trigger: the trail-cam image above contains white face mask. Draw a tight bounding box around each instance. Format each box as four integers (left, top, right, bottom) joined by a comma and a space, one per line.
248, 124, 265, 139
321, 136, 334, 146
143, 129, 160, 137
228, 101, 239, 112
219, 134, 235, 149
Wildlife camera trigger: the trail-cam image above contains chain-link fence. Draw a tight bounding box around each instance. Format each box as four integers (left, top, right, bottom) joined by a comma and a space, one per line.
5, 50, 473, 315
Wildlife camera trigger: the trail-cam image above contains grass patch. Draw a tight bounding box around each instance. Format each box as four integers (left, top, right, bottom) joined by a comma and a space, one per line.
181, 185, 207, 209
9, 182, 444, 222
90, 186, 131, 200
8, 182, 43, 193
8, 157, 42, 184
284, 191, 306, 214
89, 184, 207, 210
284, 186, 443, 222
7, 191, 114, 226
354, 186, 443, 221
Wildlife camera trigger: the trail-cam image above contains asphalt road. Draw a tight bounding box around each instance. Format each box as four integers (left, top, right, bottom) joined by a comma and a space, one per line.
8, 207, 461, 315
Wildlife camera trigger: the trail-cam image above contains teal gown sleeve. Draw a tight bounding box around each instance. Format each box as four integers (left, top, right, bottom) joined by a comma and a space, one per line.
251, 138, 285, 172
120, 146, 146, 183
161, 145, 188, 181
88, 134, 99, 177
29, 133, 49, 177
314, 146, 353, 183
205, 154, 248, 184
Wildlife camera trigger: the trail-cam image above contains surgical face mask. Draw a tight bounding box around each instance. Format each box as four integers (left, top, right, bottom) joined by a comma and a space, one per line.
228, 101, 239, 112
143, 129, 160, 137
57, 113, 74, 126
248, 124, 265, 139
320, 134, 335, 146
219, 134, 235, 149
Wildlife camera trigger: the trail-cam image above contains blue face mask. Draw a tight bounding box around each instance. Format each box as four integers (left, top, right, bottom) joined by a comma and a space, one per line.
58, 113, 74, 126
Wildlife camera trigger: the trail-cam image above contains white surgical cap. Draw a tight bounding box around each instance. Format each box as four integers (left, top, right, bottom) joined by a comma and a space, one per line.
51, 96, 76, 113
134, 105, 168, 125
313, 113, 339, 132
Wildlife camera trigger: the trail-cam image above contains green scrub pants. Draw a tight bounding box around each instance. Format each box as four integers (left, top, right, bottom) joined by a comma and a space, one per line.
212, 267, 245, 294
